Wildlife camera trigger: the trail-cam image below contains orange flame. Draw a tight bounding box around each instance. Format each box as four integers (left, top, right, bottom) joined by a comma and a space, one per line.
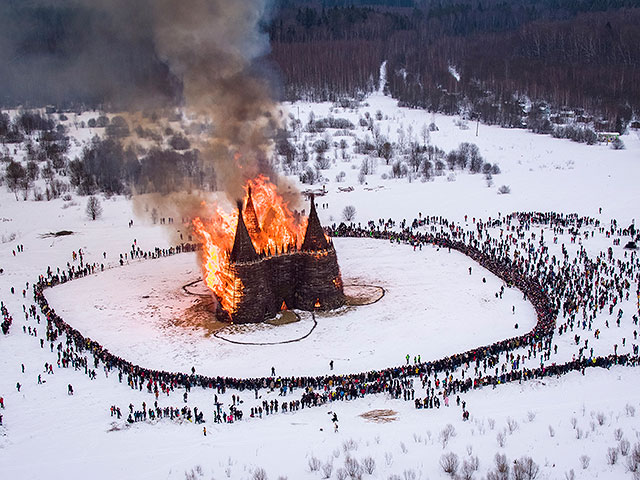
246, 175, 307, 252
192, 175, 308, 313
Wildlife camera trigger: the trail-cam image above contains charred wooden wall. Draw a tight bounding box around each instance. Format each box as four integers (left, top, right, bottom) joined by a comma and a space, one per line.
224, 261, 271, 324
297, 249, 345, 311
225, 246, 345, 324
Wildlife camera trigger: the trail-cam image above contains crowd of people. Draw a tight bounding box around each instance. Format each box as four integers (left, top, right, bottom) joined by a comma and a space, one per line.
3, 209, 640, 428
328, 211, 639, 413
1, 300, 12, 334
112, 401, 205, 425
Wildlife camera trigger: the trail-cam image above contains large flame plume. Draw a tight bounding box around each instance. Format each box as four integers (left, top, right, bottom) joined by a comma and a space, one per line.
193, 175, 307, 313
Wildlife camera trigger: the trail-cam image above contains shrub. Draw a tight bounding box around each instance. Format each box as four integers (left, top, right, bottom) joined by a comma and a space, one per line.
579, 455, 590, 470
252, 467, 268, 480
299, 166, 318, 185
607, 447, 619, 465
512, 456, 540, 480
459, 456, 479, 480
342, 439, 358, 453
626, 447, 639, 473
343, 456, 362, 479
315, 155, 331, 170
506, 417, 519, 434
632, 443, 640, 465
391, 160, 407, 178
308, 456, 321, 472
321, 461, 333, 479
494, 453, 509, 474
620, 439, 631, 456
439, 424, 456, 448
362, 456, 376, 475
440, 453, 459, 477
402, 470, 416, 480
497, 185, 510, 194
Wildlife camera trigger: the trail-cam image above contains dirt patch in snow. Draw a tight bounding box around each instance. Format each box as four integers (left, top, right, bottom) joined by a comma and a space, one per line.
174, 297, 226, 336
344, 284, 385, 306
360, 409, 398, 423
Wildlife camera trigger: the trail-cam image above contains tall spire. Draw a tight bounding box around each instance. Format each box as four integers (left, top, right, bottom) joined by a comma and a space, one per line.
302, 194, 329, 251
230, 201, 259, 263
244, 186, 261, 238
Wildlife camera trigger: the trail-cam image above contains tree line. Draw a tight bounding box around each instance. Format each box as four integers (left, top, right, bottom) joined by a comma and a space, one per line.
269, 1, 639, 130
1, 112, 217, 201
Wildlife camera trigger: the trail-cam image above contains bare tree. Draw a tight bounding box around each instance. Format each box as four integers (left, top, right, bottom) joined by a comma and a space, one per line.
421, 123, 431, 145
380, 141, 393, 164
5, 160, 26, 200
86, 196, 103, 220
20, 174, 33, 201
342, 205, 356, 222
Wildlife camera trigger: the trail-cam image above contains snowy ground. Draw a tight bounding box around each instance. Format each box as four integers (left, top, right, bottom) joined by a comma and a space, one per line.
1, 92, 640, 479
44, 238, 534, 378
287, 93, 640, 226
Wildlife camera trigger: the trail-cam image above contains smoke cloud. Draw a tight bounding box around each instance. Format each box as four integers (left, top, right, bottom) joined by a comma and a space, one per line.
152, 0, 282, 201
1, 0, 292, 204
0, 0, 179, 109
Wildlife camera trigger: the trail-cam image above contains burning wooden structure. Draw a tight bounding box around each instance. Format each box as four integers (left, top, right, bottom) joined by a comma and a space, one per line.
194, 179, 344, 324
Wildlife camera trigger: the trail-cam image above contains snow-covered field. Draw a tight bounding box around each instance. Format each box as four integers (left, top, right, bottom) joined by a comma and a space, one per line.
1, 92, 640, 480
44, 238, 535, 378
